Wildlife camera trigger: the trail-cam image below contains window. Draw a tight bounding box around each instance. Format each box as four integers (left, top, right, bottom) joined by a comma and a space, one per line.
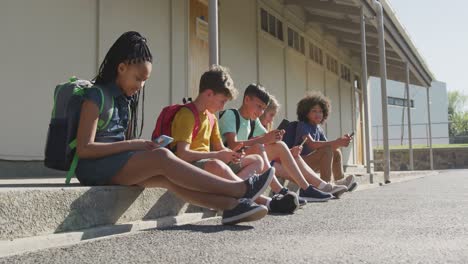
387, 96, 414, 108
309, 42, 323, 65
341, 64, 351, 82
326, 54, 339, 75
260, 8, 284, 41
288, 27, 305, 54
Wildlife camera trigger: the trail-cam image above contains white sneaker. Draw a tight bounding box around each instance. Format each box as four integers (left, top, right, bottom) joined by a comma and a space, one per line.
321, 183, 348, 198
335, 175, 358, 192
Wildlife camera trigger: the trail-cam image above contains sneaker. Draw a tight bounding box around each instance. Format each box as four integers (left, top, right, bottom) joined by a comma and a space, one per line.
269, 193, 299, 214
222, 199, 268, 225
298, 185, 333, 202
335, 175, 358, 192
242, 167, 275, 200
321, 183, 348, 199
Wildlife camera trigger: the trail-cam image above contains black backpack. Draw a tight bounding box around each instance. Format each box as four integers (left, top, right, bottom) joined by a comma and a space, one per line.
44, 77, 114, 184
219, 109, 255, 146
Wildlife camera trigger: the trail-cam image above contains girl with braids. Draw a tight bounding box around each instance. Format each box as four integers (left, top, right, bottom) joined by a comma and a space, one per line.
76, 31, 273, 225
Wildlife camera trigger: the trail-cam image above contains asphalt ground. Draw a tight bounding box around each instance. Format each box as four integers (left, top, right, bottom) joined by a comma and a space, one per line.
2, 170, 467, 263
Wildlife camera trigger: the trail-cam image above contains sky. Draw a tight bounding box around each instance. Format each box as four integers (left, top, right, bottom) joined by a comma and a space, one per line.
388, 0, 468, 95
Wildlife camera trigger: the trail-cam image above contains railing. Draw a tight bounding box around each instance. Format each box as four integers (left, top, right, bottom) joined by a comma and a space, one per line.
372, 121, 468, 148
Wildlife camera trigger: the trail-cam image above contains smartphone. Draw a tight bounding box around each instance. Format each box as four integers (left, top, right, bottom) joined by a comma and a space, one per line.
349, 131, 355, 137
299, 137, 308, 147
277, 119, 290, 131
153, 135, 174, 148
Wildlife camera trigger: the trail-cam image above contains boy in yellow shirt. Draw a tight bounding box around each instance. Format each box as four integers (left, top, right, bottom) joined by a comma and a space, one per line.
171, 65, 299, 219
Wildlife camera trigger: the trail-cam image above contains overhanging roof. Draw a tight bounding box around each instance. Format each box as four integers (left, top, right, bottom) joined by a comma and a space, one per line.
284, 0, 435, 87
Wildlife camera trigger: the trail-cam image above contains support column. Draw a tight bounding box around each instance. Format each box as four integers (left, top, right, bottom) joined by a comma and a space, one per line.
373, 0, 390, 183
426, 87, 434, 170
405, 62, 414, 170
360, 7, 373, 177
209, 0, 219, 66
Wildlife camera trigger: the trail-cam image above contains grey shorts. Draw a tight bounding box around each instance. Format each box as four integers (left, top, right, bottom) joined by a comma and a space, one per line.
76, 150, 138, 186
191, 159, 242, 174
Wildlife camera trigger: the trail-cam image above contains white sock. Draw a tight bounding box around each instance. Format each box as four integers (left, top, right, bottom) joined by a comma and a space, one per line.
265, 198, 272, 210
318, 182, 327, 190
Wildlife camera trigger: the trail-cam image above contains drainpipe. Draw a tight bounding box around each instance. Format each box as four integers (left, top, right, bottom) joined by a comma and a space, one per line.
360, 7, 373, 179
405, 62, 414, 170
426, 86, 434, 170
209, 0, 219, 65
372, 0, 390, 183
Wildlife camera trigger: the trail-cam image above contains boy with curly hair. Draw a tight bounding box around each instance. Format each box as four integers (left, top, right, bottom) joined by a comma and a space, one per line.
295, 92, 357, 191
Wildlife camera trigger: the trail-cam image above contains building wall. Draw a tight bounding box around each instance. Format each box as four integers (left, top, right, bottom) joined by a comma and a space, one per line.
370, 78, 449, 147
0, 0, 174, 160
0, 0, 360, 166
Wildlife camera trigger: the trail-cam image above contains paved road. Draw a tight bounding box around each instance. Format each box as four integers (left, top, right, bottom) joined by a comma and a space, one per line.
2, 170, 467, 263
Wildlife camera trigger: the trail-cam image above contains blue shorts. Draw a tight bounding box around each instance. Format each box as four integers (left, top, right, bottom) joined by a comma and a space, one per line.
76, 151, 137, 186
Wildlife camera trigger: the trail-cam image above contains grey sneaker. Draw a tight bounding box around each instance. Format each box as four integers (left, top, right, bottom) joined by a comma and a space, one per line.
321, 183, 348, 199
335, 175, 358, 192
242, 167, 275, 200
222, 199, 268, 225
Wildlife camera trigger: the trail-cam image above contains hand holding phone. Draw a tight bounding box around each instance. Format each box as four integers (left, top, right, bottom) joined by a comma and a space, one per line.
153, 135, 174, 148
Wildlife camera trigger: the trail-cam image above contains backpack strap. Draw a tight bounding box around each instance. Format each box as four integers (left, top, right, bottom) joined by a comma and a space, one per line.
248, 120, 255, 139
231, 109, 241, 134
184, 102, 202, 140
65, 85, 114, 184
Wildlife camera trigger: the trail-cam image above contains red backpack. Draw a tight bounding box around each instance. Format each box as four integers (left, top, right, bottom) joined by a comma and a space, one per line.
151, 99, 215, 147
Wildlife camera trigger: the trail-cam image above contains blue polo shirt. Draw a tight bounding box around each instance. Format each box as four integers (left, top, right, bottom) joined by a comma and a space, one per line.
294, 121, 327, 155
83, 82, 131, 142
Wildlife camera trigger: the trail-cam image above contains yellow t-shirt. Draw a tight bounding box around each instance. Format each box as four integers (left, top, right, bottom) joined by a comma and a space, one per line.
171, 107, 222, 152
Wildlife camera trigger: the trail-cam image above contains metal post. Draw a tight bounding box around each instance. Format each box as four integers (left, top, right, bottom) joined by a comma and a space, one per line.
360, 7, 373, 176
209, 0, 219, 66
405, 62, 414, 170
426, 87, 434, 170
372, 0, 390, 183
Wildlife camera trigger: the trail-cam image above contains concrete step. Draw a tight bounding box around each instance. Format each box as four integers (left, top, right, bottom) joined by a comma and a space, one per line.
0, 178, 215, 241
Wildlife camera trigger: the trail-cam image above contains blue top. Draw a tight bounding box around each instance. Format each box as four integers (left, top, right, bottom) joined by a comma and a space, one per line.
294, 121, 327, 155
84, 82, 131, 142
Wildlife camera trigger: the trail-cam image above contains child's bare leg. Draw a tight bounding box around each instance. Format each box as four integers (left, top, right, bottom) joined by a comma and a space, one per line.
202, 159, 243, 181
236, 154, 264, 178
139, 175, 238, 210
245, 144, 285, 193
294, 155, 326, 187
111, 148, 246, 198
264, 142, 310, 190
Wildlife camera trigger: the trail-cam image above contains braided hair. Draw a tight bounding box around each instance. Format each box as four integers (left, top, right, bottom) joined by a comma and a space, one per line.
93, 31, 153, 139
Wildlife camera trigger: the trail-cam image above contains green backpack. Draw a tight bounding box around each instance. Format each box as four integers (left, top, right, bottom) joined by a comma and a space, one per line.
44, 77, 114, 184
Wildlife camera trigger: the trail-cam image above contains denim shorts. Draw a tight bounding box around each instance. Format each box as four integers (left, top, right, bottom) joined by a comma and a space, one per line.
76, 151, 137, 186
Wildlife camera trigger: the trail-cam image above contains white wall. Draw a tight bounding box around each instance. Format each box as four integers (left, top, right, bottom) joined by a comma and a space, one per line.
370, 78, 449, 146
0, 0, 97, 160
0, 0, 173, 160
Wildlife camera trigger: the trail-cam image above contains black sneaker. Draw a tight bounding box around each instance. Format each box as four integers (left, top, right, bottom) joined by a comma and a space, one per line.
242, 167, 275, 200
269, 192, 299, 214
298, 185, 333, 202
222, 199, 268, 225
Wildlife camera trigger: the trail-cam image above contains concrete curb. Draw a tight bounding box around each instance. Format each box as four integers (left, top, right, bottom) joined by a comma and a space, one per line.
0, 179, 213, 241
0, 212, 217, 258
